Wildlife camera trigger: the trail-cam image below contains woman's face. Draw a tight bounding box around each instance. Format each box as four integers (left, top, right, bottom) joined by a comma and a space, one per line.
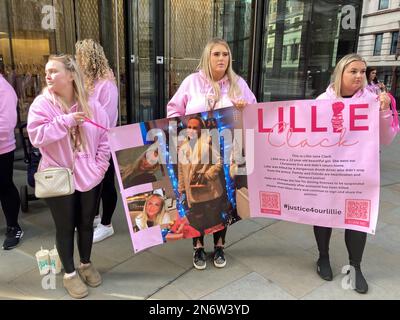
146, 196, 163, 219
341, 61, 366, 96
139, 150, 158, 171
368, 69, 377, 82
187, 118, 202, 140
210, 44, 229, 79
45, 60, 73, 95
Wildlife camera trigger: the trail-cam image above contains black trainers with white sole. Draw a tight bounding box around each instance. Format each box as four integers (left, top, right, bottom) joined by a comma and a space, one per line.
193, 247, 206, 270
213, 246, 226, 268
2, 226, 24, 250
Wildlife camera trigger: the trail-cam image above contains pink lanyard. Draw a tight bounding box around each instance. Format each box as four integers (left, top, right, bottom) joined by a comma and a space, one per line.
388, 93, 399, 131
84, 117, 109, 131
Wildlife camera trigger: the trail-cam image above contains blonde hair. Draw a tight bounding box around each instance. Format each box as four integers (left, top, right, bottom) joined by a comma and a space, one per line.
46, 54, 92, 150
197, 38, 242, 102
75, 39, 115, 94
121, 145, 160, 181
136, 194, 167, 229
331, 53, 367, 97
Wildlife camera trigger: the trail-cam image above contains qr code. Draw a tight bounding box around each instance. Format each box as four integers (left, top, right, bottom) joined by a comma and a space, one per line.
260, 191, 281, 215
345, 199, 371, 227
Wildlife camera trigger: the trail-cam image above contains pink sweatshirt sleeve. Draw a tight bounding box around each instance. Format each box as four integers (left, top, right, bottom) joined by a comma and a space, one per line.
379, 109, 397, 145
166, 79, 190, 117
27, 97, 77, 148
238, 77, 257, 104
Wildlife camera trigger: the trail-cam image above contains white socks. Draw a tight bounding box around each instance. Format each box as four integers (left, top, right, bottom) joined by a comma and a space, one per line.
64, 271, 76, 279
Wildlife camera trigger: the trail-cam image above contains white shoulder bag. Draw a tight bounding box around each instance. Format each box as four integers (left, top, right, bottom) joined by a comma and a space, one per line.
34, 152, 76, 199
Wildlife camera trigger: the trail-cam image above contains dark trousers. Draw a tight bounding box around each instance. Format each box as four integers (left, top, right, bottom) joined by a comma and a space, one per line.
98, 159, 117, 225
313, 226, 367, 266
193, 227, 227, 247
0, 151, 20, 228
45, 184, 101, 273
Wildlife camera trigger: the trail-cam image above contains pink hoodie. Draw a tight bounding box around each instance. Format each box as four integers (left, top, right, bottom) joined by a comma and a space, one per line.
0, 74, 18, 155
167, 71, 256, 117
92, 79, 118, 127
317, 85, 397, 145
27, 90, 110, 192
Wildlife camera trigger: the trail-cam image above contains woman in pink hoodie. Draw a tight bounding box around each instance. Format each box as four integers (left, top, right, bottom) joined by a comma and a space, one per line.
167, 39, 256, 117
0, 72, 22, 250
167, 38, 256, 270
27, 54, 110, 299
75, 39, 119, 244
314, 53, 397, 294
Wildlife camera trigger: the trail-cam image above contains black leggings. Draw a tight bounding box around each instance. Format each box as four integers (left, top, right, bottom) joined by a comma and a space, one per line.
45, 184, 101, 273
0, 151, 21, 228
313, 226, 367, 266
98, 159, 117, 225
193, 227, 227, 248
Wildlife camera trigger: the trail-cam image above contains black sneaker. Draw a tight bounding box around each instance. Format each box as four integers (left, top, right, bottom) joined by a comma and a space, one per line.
2, 226, 24, 250
213, 246, 226, 268
193, 247, 206, 270
317, 257, 333, 281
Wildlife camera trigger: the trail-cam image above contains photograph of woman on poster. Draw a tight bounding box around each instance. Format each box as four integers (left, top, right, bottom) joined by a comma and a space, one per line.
117, 144, 164, 189
134, 194, 173, 230
177, 116, 227, 233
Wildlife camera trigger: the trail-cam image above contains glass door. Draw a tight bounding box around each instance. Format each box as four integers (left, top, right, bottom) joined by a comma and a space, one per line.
126, 0, 255, 123
126, 0, 161, 123
260, 0, 363, 102
0, 0, 76, 123
165, 0, 254, 101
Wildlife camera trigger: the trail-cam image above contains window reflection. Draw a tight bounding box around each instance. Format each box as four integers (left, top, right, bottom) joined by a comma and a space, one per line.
0, 0, 76, 122
262, 0, 362, 102
0, 0, 125, 124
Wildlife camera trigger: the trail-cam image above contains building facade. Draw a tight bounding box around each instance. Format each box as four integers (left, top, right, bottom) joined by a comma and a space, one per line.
1, 0, 371, 125
357, 0, 400, 107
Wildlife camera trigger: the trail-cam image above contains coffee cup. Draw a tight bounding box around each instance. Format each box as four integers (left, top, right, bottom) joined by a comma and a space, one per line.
35, 247, 50, 275
49, 246, 62, 274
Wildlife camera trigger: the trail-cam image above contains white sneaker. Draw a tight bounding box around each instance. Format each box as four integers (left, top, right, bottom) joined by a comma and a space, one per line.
93, 224, 114, 243
93, 215, 101, 228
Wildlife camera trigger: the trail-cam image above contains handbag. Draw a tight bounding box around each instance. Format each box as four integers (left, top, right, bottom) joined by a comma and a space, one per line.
34, 151, 76, 199
190, 169, 208, 188
186, 196, 226, 233
34, 167, 75, 198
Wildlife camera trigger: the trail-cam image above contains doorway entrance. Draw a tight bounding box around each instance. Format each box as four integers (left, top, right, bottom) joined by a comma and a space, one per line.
125, 0, 255, 123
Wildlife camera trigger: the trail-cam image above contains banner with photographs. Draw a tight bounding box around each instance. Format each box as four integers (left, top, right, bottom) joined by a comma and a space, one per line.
109, 108, 245, 252
109, 98, 380, 252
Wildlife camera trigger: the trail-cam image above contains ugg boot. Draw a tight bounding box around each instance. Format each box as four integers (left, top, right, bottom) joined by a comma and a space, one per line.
77, 263, 102, 287
63, 273, 88, 299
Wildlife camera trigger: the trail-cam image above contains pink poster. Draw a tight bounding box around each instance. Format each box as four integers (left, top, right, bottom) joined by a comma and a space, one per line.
244, 98, 380, 234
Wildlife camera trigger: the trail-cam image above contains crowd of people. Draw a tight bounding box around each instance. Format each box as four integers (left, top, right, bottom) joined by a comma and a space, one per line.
0, 37, 398, 299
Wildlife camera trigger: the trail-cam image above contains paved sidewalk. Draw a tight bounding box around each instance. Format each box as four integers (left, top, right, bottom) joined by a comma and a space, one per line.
1, 136, 399, 300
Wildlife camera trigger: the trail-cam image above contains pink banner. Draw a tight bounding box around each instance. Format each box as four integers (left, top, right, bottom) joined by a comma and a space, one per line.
109, 98, 382, 253
244, 98, 380, 234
